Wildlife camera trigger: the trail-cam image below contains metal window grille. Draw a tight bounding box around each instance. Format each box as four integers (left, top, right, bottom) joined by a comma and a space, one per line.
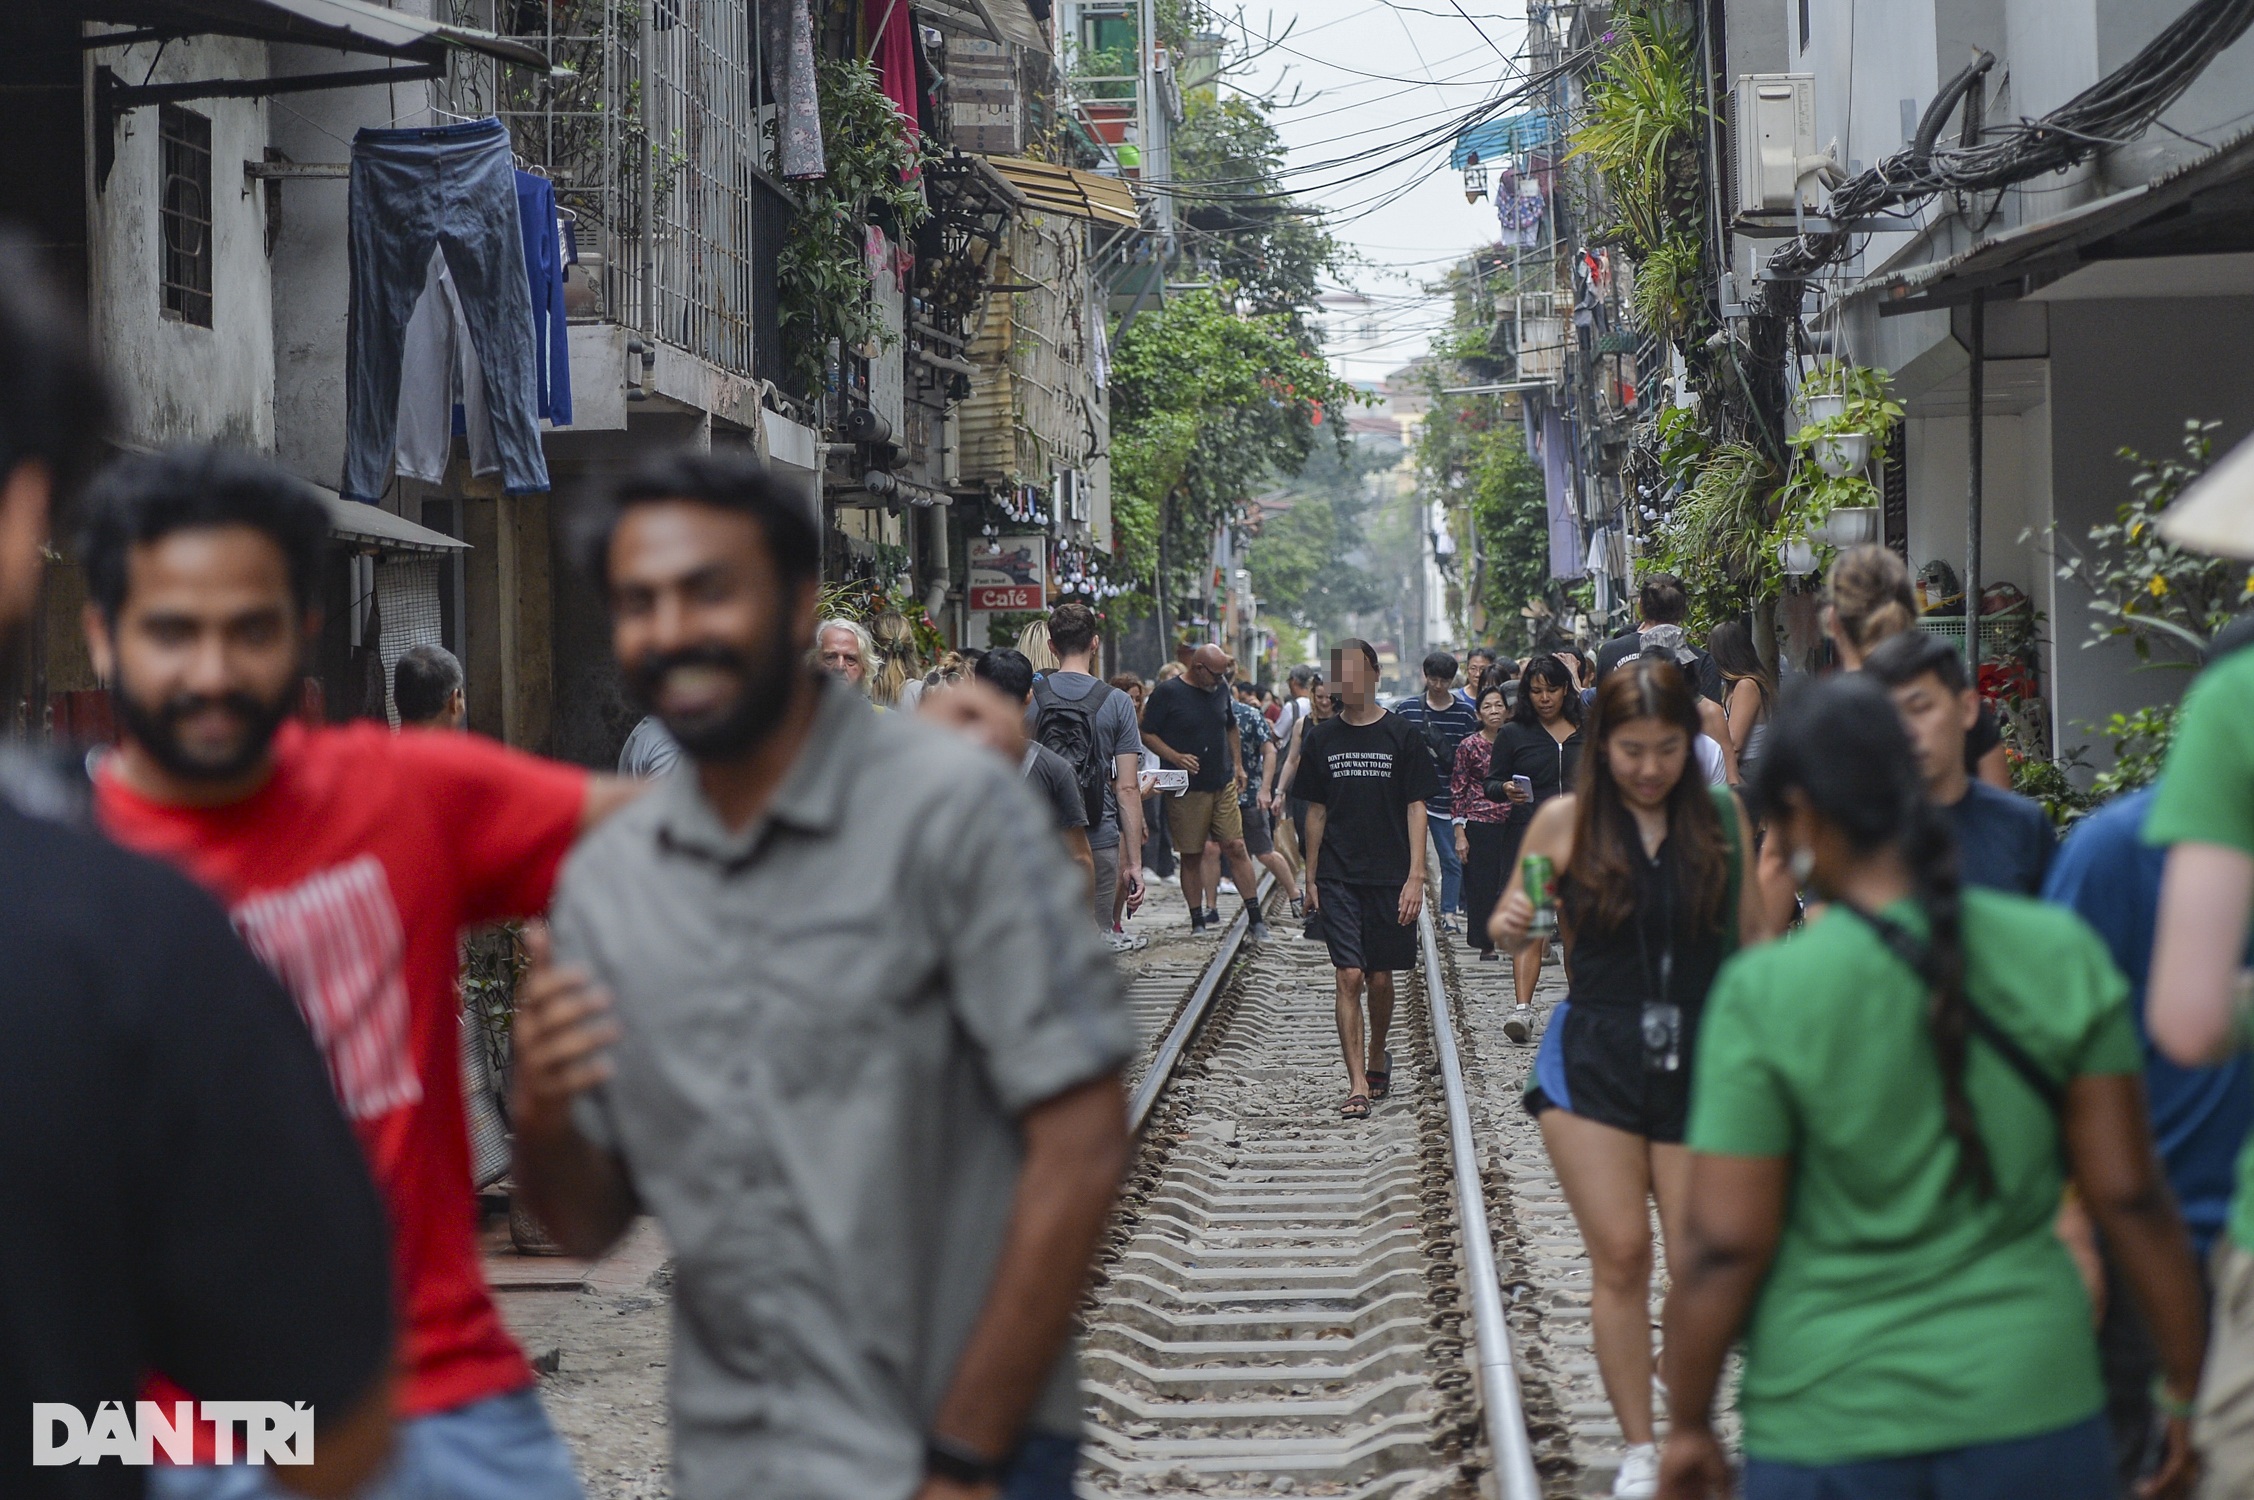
437, 0, 766, 382
158, 105, 212, 327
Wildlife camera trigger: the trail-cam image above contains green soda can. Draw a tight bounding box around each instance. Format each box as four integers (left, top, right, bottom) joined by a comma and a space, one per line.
1522, 853, 1559, 938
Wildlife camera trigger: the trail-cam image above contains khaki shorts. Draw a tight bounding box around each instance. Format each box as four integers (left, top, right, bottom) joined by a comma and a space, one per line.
1166, 788, 1243, 852
2198, 1240, 2254, 1497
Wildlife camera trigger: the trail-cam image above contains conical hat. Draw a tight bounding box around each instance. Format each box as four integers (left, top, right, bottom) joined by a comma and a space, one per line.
2158, 430, 2254, 559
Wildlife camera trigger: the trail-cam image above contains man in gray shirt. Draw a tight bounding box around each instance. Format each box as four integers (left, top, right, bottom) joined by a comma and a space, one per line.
1030, 600, 1144, 944
510, 451, 1131, 1500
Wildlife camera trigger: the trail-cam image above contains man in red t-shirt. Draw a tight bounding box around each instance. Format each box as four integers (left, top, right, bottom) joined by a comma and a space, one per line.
82, 446, 638, 1500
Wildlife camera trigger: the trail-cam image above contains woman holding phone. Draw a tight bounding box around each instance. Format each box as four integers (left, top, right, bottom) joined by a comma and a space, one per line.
1487, 653, 1586, 1040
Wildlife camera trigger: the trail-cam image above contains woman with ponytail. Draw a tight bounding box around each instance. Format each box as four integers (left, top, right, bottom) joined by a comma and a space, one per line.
1657, 675, 2206, 1500
1491, 655, 1769, 1498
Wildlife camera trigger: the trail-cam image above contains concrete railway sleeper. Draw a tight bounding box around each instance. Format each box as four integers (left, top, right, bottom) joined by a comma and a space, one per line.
1081, 874, 1559, 1498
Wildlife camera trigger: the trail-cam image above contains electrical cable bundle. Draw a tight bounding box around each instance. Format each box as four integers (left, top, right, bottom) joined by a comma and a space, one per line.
1765, 0, 2254, 290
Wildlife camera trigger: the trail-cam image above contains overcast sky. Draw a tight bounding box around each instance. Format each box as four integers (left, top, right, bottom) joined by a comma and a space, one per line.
1220, 0, 1533, 385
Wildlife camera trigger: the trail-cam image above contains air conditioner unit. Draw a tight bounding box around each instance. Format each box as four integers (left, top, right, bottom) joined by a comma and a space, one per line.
1731, 73, 1818, 217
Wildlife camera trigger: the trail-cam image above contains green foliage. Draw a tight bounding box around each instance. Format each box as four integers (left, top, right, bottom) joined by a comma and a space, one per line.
1246, 441, 1393, 638
1466, 425, 1551, 649
2088, 704, 2179, 802
776, 59, 929, 397
2013, 704, 2179, 827
2044, 420, 2250, 665
1798, 358, 1895, 402
1650, 440, 1774, 632
1569, 5, 1702, 257
1175, 94, 1350, 331
1109, 287, 1356, 608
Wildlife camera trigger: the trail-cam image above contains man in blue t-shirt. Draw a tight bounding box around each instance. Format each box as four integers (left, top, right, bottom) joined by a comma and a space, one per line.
2048, 785, 2254, 1258
1393, 650, 1481, 927
2048, 781, 2254, 1490
1866, 631, 2054, 894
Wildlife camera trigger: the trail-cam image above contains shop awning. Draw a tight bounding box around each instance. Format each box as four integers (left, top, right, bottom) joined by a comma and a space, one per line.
985, 157, 1141, 228
913, 0, 1049, 53
320, 490, 469, 555
1864, 126, 2254, 315
73, 0, 550, 70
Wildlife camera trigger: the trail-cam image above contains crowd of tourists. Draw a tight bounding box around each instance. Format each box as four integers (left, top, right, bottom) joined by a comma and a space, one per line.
11, 215, 2254, 1500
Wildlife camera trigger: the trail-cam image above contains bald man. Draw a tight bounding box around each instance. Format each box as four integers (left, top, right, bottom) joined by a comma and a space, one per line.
1138, 644, 1269, 938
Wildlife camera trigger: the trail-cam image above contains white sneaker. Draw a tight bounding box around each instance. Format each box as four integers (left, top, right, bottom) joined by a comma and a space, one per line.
1503, 1005, 1533, 1044
1613, 1442, 1658, 1499
1107, 930, 1148, 953
1218, 878, 1240, 896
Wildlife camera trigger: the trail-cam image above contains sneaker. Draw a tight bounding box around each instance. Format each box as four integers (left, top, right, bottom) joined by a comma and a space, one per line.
1503, 1005, 1533, 1043
1202, 907, 1223, 927
1189, 912, 1208, 935
1245, 920, 1273, 943
1288, 895, 1305, 920
1613, 1443, 1658, 1499
1218, 878, 1240, 896
1107, 930, 1149, 953
1478, 950, 1501, 963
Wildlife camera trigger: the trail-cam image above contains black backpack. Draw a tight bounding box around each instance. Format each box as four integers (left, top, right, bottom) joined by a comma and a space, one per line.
1031, 676, 1117, 827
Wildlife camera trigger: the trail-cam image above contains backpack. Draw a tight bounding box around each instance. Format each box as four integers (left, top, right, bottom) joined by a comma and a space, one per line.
1031, 676, 1117, 827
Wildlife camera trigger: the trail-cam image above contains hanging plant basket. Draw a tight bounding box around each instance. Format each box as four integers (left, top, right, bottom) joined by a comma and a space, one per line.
1813, 430, 1872, 477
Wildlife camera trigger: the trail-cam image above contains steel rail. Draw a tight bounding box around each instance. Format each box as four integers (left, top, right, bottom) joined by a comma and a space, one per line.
1124, 872, 1274, 1134
1419, 903, 1544, 1500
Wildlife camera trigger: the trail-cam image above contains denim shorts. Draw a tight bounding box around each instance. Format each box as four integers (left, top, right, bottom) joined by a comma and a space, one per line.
147, 1388, 582, 1500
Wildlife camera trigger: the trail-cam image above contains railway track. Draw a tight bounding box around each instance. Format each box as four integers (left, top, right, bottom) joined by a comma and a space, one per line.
1080, 881, 1560, 1498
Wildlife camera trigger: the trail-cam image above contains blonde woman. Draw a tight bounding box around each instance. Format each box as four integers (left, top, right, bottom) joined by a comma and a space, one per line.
1017, 617, 1062, 673
868, 610, 926, 709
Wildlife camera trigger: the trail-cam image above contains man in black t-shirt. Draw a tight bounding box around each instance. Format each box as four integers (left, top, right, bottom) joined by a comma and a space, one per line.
0, 240, 393, 1499
1140, 644, 1269, 938
1595, 573, 1723, 703
1297, 638, 1437, 1121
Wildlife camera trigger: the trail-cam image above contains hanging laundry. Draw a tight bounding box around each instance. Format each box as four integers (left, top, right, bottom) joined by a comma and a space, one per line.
515, 170, 572, 426
866, 0, 921, 134
344, 118, 549, 499
762, 0, 827, 179
396, 249, 499, 485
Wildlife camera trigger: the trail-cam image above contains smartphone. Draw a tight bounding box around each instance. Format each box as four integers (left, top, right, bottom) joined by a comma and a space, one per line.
1511, 774, 1533, 798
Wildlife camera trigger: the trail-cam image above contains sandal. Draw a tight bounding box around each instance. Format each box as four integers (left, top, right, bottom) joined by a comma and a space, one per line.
1365, 1051, 1392, 1100
1339, 1093, 1371, 1120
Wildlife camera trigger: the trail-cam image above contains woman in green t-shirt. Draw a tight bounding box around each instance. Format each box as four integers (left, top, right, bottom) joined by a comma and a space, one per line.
1657, 676, 2205, 1500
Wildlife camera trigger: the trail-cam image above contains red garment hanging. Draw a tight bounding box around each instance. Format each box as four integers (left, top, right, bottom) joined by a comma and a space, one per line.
866, 0, 921, 136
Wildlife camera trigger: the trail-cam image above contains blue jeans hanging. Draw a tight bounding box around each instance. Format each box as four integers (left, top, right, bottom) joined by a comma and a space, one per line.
344, 118, 550, 500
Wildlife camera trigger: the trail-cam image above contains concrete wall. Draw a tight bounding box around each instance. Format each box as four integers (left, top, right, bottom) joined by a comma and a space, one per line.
266, 49, 434, 493
2044, 297, 2254, 750
90, 35, 275, 450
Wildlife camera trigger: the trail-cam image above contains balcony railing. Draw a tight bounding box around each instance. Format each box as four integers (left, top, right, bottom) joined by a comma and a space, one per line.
436, 0, 772, 384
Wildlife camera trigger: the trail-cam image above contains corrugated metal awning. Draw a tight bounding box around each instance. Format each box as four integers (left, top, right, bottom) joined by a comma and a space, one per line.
74, 0, 549, 70
320, 489, 469, 555
984, 157, 1140, 228
1862, 126, 2254, 314
913, 0, 1049, 53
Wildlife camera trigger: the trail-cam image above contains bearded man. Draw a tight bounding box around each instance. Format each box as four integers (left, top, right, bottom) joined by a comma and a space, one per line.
508, 450, 1133, 1500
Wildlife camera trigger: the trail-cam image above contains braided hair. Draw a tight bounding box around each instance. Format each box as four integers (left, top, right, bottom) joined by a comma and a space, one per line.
1748, 676, 1994, 1197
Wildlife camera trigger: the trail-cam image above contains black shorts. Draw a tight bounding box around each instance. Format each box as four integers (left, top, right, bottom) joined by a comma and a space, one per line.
1240, 799, 1274, 857
1524, 999, 1696, 1143
1313, 878, 1419, 974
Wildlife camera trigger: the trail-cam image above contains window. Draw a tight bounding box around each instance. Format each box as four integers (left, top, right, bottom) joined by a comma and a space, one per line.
1798, 0, 1810, 52
159, 105, 212, 327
